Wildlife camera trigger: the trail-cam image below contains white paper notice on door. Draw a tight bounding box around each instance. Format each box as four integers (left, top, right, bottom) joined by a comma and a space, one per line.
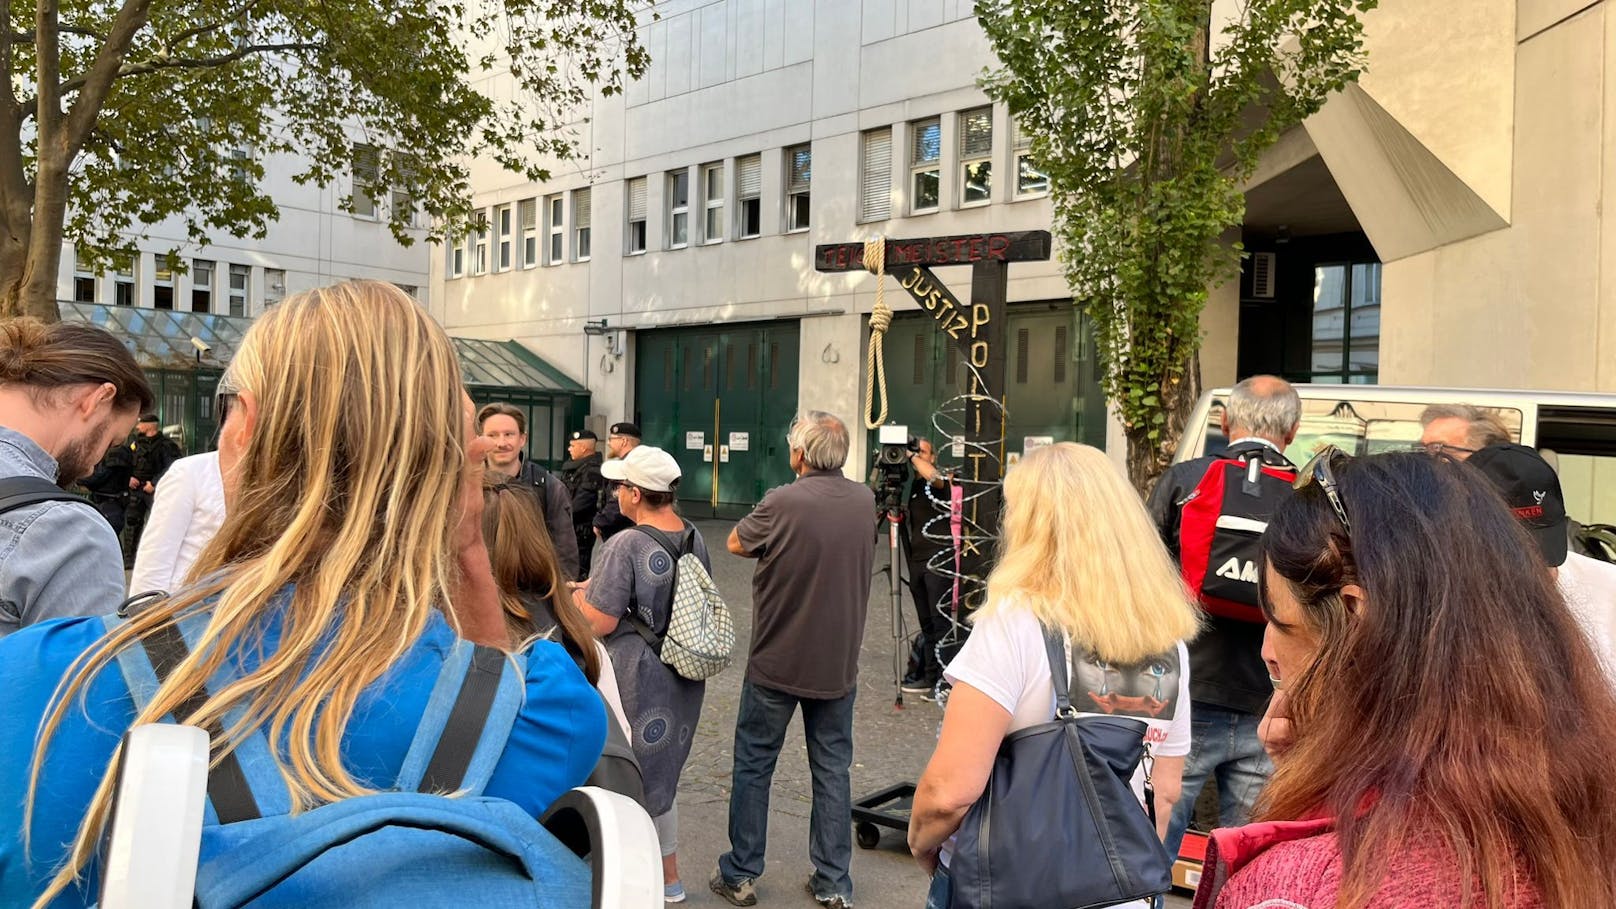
686, 431, 705, 450
729, 432, 750, 452
1023, 436, 1055, 456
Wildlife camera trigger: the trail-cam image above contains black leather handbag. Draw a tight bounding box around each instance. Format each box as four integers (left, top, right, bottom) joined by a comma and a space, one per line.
948, 626, 1174, 909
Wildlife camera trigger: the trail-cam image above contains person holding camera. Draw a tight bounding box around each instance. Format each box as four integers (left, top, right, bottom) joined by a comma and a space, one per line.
902, 438, 955, 698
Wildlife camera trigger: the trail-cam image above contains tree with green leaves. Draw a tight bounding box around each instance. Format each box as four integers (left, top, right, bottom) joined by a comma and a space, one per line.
978, 0, 1375, 491
0, 0, 650, 320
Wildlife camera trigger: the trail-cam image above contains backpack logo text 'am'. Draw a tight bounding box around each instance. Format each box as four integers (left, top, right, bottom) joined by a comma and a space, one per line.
1215, 557, 1260, 584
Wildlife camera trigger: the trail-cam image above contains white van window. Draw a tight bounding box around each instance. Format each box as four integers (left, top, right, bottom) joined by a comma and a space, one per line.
1200, 398, 1525, 465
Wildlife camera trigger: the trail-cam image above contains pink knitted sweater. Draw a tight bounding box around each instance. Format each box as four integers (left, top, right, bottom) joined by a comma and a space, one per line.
1192, 818, 1546, 909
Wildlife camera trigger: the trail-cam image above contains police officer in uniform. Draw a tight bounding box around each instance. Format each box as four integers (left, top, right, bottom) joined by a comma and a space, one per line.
123, 414, 181, 565
81, 440, 134, 534
592, 422, 640, 543
559, 429, 605, 578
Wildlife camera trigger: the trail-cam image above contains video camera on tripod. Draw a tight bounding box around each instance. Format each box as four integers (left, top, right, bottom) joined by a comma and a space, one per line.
870, 424, 917, 512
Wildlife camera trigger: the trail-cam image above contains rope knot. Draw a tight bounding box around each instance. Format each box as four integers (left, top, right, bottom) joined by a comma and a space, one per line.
868, 305, 892, 334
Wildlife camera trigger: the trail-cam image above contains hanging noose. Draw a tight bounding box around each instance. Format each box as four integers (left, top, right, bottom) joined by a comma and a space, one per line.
863, 237, 891, 430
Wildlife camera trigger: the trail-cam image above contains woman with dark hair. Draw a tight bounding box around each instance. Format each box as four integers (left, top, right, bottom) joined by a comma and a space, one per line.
1195, 450, 1616, 909
482, 477, 629, 735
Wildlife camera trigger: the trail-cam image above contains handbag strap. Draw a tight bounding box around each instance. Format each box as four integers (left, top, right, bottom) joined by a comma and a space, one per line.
1046, 625, 1163, 830
1041, 624, 1078, 720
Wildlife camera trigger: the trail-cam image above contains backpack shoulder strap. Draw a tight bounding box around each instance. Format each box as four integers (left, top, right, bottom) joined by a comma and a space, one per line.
101, 612, 271, 824
396, 640, 522, 796
0, 475, 88, 516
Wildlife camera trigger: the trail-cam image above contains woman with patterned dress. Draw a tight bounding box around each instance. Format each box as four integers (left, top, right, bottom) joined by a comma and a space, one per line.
574, 444, 711, 904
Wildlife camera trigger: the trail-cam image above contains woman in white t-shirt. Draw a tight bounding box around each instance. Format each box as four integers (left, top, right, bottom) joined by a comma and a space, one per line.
908, 442, 1201, 909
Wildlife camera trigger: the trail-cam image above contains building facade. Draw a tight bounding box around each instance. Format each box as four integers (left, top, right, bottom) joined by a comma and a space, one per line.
433, 0, 1111, 511
55, 144, 431, 317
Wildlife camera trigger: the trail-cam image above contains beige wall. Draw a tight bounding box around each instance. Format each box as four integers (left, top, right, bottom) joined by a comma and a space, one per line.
1374, 1, 1616, 393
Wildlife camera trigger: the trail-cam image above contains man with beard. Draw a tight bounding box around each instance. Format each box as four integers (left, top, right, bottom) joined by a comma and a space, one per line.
559, 429, 604, 578
476, 402, 580, 578
0, 318, 152, 637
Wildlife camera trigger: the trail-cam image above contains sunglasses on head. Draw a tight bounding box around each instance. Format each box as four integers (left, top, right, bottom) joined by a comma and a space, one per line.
1293, 444, 1352, 533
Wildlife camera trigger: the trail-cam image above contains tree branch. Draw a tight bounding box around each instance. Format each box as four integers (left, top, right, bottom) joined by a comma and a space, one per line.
58, 41, 325, 98
10, 25, 108, 42
36, 0, 62, 140
58, 0, 156, 156
167, 0, 261, 48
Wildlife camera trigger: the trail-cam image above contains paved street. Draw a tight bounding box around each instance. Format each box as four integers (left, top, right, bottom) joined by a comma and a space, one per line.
673, 519, 1192, 908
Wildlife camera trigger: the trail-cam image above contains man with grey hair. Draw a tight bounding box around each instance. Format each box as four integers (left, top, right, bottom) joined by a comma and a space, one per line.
712, 410, 875, 909
1147, 374, 1300, 859
1419, 403, 1512, 459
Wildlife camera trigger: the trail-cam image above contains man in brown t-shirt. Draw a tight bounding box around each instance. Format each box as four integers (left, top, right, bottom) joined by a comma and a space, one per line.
711, 410, 875, 909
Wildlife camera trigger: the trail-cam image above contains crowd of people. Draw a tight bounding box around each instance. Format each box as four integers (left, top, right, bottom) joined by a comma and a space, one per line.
0, 281, 1614, 909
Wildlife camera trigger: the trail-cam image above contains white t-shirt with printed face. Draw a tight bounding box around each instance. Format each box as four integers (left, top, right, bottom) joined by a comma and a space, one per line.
943, 603, 1193, 804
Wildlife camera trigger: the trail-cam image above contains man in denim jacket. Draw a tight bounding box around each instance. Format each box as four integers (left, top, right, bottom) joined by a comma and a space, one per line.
0, 319, 152, 637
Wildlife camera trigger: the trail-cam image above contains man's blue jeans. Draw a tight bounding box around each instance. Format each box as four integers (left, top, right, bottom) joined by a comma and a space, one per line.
718, 680, 857, 902
1163, 701, 1274, 858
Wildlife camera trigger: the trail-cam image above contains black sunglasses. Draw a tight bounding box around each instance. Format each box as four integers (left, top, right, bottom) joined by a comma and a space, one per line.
1294, 444, 1351, 533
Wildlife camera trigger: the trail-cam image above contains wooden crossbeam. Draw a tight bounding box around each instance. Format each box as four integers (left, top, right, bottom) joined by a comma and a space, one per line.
813, 230, 1051, 273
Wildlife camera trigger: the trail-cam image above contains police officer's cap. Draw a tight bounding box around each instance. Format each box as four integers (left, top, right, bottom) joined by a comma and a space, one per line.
609, 422, 641, 439
138, 413, 160, 424
571, 429, 599, 442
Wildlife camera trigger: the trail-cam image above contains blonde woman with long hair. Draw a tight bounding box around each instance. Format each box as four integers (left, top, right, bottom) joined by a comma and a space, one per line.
908, 442, 1201, 908
0, 282, 607, 907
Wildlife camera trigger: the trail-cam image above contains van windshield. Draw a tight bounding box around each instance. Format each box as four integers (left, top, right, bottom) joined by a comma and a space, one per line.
1198, 398, 1525, 464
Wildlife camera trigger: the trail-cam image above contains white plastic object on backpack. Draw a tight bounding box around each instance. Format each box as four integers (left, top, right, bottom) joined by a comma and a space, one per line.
542, 786, 663, 908
99, 724, 210, 909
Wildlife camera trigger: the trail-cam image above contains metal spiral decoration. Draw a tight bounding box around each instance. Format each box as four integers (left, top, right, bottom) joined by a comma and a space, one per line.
913, 360, 1007, 706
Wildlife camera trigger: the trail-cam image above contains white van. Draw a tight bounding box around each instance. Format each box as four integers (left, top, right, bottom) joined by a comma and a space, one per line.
1175, 385, 1616, 556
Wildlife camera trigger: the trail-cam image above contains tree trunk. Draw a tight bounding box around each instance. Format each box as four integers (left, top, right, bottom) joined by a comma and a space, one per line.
0, 209, 27, 319
1125, 350, 1203, 495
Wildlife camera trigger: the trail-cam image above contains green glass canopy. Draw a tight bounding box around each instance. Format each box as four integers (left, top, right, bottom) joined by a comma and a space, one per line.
56, 301, 583, 394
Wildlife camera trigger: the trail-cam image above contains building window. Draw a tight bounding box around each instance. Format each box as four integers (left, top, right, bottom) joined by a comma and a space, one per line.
1012, 119, 1048, 197
394, 283, 419, 302
959, 107, 992, 206
626, 177, 648, 254
494, 204, 513, 271
786, 144, 811, 232
1310, 262, 1382, 384
518, 198, 538, 268
390, 157, 416, 227
473, 216, 489, 274
191, 259, 213, 313
736, 155, 762, 239
448, 234, 466, 278
229, 264, 250, 317
860, 128, 892, 222
112, 251, 136, 307
701, 163, 723, 244
547, 195, 564, 265
264, 268, 285, 308
73, 249, 96, 303
152, 258, 175, 310
573, 187, 592, 261
352, 142, 380, 219
910, 117, 941, 213
668, 169, 690, 249
229, 146, 252, 185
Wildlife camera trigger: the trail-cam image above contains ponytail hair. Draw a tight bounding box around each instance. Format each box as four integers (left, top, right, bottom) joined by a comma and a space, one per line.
0, 317, 153, 412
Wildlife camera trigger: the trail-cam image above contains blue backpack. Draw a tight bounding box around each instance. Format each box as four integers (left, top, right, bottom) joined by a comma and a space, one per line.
100, 613, 592, 908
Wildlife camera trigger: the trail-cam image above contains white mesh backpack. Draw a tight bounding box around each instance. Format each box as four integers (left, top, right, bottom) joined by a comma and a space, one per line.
625, 524, 734, 680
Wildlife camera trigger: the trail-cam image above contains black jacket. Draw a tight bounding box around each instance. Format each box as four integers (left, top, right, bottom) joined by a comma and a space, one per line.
82, 445, 133, 501
130, 434, 181, 484
1146, 440, 1292, 717
559, 452, 604, 527
512, 460, 580, 579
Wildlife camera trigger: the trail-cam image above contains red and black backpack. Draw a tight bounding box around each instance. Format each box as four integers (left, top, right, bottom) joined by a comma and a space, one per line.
1177, 450, 1297, 622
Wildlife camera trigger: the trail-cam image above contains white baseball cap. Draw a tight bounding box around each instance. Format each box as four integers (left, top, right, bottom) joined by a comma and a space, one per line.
601, 445, 682, 492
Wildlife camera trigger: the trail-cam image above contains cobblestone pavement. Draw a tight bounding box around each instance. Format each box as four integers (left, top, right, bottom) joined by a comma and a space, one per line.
671, 519, 1192, 908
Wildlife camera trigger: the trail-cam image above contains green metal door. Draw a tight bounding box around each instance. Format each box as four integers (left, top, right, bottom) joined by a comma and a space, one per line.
877, 302, 1106, 460
635, 322, 800, 517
